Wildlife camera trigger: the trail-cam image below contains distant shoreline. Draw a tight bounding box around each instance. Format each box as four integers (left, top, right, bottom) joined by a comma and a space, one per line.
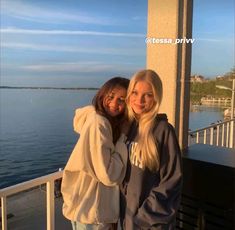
0, 86, 99, 90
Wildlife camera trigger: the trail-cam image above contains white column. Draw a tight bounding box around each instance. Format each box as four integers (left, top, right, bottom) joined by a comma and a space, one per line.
146, 0, 193, 149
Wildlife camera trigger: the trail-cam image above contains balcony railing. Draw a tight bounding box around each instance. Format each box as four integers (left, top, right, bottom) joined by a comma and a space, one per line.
200, 97, 231, 107
0, 170, 63, 230
188, 118, 235, 148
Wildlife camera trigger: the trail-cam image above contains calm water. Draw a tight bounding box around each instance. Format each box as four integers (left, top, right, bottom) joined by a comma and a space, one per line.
189, 105, 224, 130
0, 89, 224, 188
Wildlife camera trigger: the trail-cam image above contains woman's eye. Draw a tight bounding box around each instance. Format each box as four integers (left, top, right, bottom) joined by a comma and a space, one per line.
146, 93, 153, 98
132, 91, 137, 96
107, 95, 114, 100
118, 98, 125, 104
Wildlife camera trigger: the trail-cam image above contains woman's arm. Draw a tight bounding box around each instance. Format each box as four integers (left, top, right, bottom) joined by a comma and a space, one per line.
89, 115, 128, 186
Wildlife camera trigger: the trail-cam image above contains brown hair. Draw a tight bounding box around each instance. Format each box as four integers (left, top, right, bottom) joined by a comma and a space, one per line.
92, 77, 130, 143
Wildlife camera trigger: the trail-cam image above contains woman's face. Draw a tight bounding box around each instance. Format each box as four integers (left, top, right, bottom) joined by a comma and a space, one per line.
129, 81, 155, 117
103, 87, 127, 117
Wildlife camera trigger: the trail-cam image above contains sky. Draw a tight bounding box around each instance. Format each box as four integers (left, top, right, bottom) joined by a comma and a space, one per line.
0, 0, 234, 87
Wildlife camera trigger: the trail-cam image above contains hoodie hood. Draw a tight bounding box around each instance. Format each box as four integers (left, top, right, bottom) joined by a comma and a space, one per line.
156, 113, 168, 121
73, 105, 96, 134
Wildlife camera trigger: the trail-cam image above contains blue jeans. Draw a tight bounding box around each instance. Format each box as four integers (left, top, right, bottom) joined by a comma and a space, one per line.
71, 221, 115, 230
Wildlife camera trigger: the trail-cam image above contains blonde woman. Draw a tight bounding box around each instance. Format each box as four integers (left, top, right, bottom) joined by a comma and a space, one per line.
120, 70, 182, 230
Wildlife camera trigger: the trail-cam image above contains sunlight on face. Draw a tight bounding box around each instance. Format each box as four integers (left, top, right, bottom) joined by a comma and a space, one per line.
103, 87, 127, 117
129, 81, 155, 117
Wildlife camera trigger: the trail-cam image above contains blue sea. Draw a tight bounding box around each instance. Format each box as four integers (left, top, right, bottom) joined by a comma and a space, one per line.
0, 89, 224, 188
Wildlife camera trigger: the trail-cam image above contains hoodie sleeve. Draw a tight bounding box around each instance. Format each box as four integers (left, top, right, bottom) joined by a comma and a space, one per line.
89, 114, 128, 186
134, 124, 182, 228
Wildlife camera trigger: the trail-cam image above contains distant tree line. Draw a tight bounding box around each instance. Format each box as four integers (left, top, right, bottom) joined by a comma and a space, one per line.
190, 67, 235, 103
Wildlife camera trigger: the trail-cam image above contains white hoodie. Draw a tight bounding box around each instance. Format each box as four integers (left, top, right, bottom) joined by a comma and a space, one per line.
61, 105, 127, 223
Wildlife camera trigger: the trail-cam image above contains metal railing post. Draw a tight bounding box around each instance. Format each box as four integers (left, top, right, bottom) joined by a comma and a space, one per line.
196, 132, 199, 143
222, 124, 225, 146
226, 123, 230, 147
216, 126, 220, 146
1, 196, 7, 230
210, 127, 214, 145
47, 181, 55, 230
203, 130, 207, 144
229, 79, 235, 148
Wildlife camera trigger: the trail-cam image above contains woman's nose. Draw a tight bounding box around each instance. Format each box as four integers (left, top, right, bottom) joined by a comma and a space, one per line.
110, 98, 119, 107
136, 95, 145, 104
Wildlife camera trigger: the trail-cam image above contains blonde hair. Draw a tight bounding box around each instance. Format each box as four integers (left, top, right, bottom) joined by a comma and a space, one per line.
126, 69, 163, 171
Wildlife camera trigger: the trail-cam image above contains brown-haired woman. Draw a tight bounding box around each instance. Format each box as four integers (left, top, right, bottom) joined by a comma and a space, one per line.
61, 77, 129, 230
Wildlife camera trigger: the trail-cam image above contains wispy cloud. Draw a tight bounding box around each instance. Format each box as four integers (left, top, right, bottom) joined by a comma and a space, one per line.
2, 42, 143, 56
20, 62, 138, 73
132, 16, 146, 21
1, 28, 144, 37
1, 0, 113, 25
196, 38, 224, 42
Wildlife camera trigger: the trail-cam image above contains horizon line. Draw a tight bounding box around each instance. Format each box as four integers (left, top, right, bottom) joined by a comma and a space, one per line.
0, 86, 99, 90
